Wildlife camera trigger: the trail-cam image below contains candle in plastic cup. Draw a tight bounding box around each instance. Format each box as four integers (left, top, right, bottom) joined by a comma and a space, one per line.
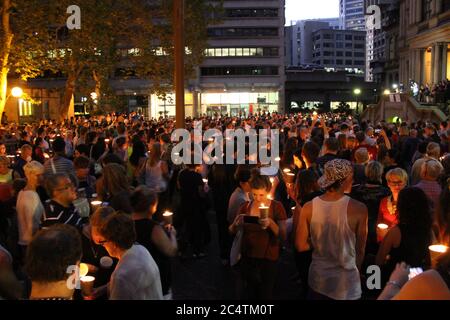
291, 206, 296, 213
202, 179, 208, 184
80, 276, 95, 297
104, 139, 110, 143
259, 205, 269, 220
163, 211, 173, 225
283, 168, 291, 174
429, 244, 449, 267
377, 223, 389, 239
91, 200, 102, 213
285, 173, 295, 183
275, 157, 281, 162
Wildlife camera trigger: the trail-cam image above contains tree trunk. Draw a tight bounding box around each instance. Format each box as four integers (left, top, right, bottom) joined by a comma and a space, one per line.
60, 74, 77, 122
0, 0, 13, 124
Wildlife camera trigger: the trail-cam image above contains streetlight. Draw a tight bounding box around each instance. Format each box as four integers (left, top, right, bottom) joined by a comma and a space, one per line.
383, 89, 391, 95
11, 87, 23, 98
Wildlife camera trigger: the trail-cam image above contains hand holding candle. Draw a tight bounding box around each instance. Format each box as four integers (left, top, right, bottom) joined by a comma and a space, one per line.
377, 223, 389, 240
162, 211, 173, 226
259, 204, 270, 229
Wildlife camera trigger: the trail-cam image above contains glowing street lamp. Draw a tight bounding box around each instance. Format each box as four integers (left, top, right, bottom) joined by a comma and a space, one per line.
11, 87, 23, 98
383, 89, 391, 95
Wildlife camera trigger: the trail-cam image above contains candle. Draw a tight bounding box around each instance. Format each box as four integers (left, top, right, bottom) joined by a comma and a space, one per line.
79, 263, 89, 277
80, 276, 95, 297
285, 172, 295, 183
377, 223, 389, 239
104, 138, 110, 143
259, 205, 269, 220
202, 178, 208, 184
274, 157, 281, 162
44, 153, 50, 159
162, 211, 173, 225
429, 244, 449, 268
90, 200, 102, 213
283, 168, 291, 174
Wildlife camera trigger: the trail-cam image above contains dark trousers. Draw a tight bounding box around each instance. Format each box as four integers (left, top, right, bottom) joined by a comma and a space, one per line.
240, 257, 277, 300
215, 205, 231, 260
294, 250, 312, 299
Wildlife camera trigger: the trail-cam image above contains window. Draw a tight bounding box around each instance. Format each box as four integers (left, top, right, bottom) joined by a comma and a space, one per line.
207, 28, 278, 38
335, 34, 343, 40
345, 52, 352, 57
422, 0, 433, 21
345, 43, 353, 48
336, 42, 344, 48
354, 52, 365, 57
354, 44, 364, 49
323, 34, 333, 40
336, 59, 343, 65
229, 48, 236, 56
19, 100, 33, 117
226, 8, 278, 18
345, 60, 353, 65
354, 60, 365, 65
345, 35, 353, 41
324, 51, 333, 56
201, 66, 279, 76
336, 51, 343, 56
324, 43, 334, 48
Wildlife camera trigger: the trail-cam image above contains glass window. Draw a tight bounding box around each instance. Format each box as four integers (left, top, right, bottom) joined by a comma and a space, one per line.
242, 48, 250, 56
256, 48, 263, 56
229, 48, 236, 56
236, 48, 243, 56
222, 48, 229, 56
215, 48, 222, 57
249, 48, 257, 56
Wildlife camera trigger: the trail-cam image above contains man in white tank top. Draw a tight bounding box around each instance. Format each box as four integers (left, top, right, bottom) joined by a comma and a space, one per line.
296, 159, 368, 300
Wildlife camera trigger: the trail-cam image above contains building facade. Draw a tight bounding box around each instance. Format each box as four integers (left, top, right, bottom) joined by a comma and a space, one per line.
398, 0, 450, 87
285, 18, 340, 67
195, 0, 285, 116
312, 28, 367, 76
340, 0, 367, 30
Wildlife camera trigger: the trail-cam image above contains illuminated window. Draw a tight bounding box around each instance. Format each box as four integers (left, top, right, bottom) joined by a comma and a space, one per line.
19, 99, 33, 117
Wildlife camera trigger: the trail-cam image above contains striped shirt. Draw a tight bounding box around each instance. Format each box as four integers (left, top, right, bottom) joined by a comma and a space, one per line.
43, 156, 76, 180
41, 200, 83, 229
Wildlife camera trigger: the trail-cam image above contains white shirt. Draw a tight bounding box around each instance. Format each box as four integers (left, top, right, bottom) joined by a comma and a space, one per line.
16, 190, 44, 246
109, 244, 163, 300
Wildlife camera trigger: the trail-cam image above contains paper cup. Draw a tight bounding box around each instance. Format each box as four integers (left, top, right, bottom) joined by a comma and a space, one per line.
377, 223, 389, 240
429, 244, 449, 268
162, 211, 173, 225
285, 173, 295, 184
80, 276, 95, 297
74, 198, 90, 218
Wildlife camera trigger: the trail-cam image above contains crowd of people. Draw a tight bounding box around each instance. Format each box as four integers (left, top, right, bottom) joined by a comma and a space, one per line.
0, 110, 449, 300
413, 78, 450, 105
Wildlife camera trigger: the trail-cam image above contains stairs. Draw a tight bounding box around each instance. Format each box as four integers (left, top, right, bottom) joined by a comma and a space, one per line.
361, 93, 448, 124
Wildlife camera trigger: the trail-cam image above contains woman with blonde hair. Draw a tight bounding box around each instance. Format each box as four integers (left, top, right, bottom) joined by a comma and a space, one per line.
377, 168, 408, 242
16, 161, 45, 262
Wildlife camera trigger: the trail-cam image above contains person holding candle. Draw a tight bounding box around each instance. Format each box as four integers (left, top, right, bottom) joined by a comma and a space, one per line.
97, 163, 133, 214
376, 168, 408, 242
131, 186, 177, 299
95, 212, 163, 300
25, 224, 82, 300
229, 169, 287, 300
376, 187, 433, 286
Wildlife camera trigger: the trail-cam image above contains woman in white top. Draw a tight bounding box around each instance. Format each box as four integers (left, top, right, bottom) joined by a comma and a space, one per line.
139, 143, 169, 193
16, 161, 45, 258
94, 212, 163, 300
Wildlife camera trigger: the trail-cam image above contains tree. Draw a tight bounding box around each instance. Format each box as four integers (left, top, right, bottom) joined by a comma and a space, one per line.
0, 0, 53, 123
45, 0, 222, 121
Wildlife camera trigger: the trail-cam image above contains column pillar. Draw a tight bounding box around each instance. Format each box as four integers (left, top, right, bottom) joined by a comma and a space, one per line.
442, 43, 448, 80
416, 0, 423, 22
431, 44, 437, 83
414, 49, 422, 82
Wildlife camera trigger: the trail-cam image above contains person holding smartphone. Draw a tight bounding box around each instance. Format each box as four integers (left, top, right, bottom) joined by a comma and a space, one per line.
229, 169, 287, 300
